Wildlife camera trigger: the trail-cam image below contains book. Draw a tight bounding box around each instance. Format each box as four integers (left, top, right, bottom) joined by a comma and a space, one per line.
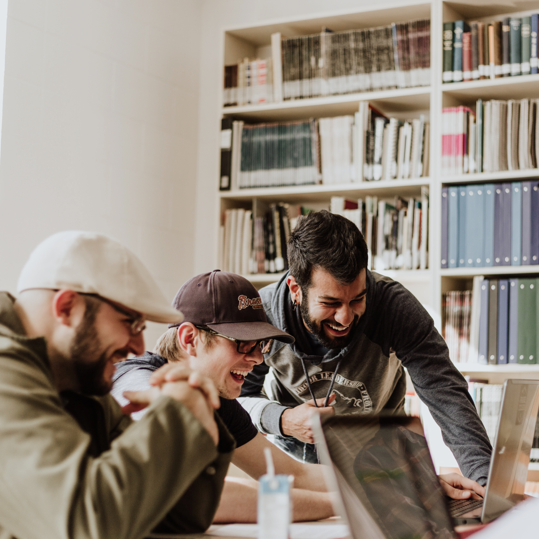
478, 22, 487, 79
487, 279, 499, 365
441, 187, 448, 268
497, 279, 509, 364
508, 278, 519, 364
219, 118, 233, 191
517, 278, 537, 364
531, 181, 539, 264
484, 183, 495, 266
271, 33, 283, 102
443, 22, 454, 82
511, 182, 522, 265
478, 279, 489, 364
471, 22, 480, 80
522, 181, 532, 265
532, 14, 539, 74
522, 16, 532, 76
462, 31, 472, 81
448, 187, 458, 268
469, 276, 484, 362
502, 17, 511, 76
510, 18, 522, 76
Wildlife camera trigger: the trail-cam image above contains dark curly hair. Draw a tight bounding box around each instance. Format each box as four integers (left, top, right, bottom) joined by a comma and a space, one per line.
288, 210, 368, 289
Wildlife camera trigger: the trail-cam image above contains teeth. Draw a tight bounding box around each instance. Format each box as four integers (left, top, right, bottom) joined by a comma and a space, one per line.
328, 324, 349, 331
230, 369, 249, 376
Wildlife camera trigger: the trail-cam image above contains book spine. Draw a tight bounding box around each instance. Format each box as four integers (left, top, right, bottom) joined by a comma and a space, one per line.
471, 22, 480, 79
452, 21, 466, 82
219, 118, 233, 191
501, 183, 512, 265
463, 32, 472, 81
478, 22, 486, 79
488, 24, 495, 79
511, 182, 522, 265
502, 17, 511, 76
483, 183, 495, 266
448, 186, 459, 268
473, 185, 485, 266
522, 16, 532, 75
487, 279, 499, 365
458, 186, 467, 267
478, 279, 489, 364
497, 280, 509, 364
493, 21, 503, 78
531, 14, 539, 74
443, 22, 454, 82
441, 187, 449, 268
508, 278, 519, 363
493, 185, 504, 266
465, 184, 477, 267
510, 18, 522, 76
531, 181, 539, 265
522, 181, 532, 264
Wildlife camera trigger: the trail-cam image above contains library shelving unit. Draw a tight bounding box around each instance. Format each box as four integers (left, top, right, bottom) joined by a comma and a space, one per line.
216, 0, 539, 469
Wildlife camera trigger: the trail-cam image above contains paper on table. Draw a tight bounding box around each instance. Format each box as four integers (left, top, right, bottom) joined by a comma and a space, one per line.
209, 523, 349, 539
469, 497, 539, 539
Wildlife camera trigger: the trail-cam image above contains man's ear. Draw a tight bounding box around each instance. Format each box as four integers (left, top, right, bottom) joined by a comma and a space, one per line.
51, 290, 85, 327
177, 323, 198, 357
286, 275, 302, 304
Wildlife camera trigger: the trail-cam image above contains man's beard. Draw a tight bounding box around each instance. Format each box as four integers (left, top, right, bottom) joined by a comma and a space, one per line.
299, 291, 358, 350
70, 301, 113, 396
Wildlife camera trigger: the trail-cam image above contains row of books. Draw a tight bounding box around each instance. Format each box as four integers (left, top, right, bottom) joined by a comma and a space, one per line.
220, 204, 306, 275
441, 181, 539, 269
466, 380, 539, 461
222, 18, 430, 106
443, 16, 539, 83
223, 58, 273, 107
447, 276, 539, 365
219, 106, 429, 190
331, 188, 429, 271
441, 99, 539, 176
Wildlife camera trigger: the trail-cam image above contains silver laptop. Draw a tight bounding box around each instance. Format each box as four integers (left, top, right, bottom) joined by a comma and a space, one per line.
312, 379, 539, 538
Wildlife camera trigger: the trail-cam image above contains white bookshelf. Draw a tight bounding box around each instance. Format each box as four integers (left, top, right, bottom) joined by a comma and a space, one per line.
216, 1, 539, 465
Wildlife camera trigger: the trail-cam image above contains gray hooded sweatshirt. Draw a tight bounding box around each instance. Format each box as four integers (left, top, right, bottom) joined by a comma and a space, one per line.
239, 270, 492, 485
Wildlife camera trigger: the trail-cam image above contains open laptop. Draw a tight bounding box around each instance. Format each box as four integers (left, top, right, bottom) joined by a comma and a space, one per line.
312, 379, 539, 538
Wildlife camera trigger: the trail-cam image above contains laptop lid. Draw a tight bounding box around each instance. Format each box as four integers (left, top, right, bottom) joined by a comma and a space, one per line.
481, 379, 539, 523
312, 414, 457, 539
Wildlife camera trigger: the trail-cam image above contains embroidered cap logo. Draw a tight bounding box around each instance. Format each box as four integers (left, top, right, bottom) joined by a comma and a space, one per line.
238, 295, 263, 310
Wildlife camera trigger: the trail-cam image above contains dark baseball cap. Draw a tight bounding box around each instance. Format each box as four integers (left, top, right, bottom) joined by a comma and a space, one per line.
170, 270, 294, 344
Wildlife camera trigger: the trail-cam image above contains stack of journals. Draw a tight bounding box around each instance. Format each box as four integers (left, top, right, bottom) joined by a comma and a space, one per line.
219, 108, 429, 190
443, 15, 539, 83
441, 99, 539, 176
443, 290, 472, 363
223, 58, 273, 106
331, 188, 429, 271
441, 181, 539, 269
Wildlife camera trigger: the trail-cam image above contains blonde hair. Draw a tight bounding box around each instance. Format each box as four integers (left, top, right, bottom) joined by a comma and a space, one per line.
153, 325, 215, 362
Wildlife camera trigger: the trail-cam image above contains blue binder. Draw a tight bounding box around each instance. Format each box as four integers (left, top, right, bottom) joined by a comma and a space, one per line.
465, 185, 477, 267
478, 279, 489, 364
522, 181, 532, 265
497, 279, 509, 364
531, 181, 539, 265
494, 183, 511, 266
458, 186, 467, 267
511, 182, 522, 265
508, 278, 519, 364
448, 187, 459, 268
483, 184, 495, 266
472, 184, 485, 266
441, 187, 449, 268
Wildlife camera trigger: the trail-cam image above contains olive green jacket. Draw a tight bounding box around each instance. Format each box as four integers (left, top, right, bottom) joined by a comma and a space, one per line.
0, 292, 234, 539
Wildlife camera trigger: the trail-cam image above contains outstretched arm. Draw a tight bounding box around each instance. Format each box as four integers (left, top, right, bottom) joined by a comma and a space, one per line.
213, 477, 334, 523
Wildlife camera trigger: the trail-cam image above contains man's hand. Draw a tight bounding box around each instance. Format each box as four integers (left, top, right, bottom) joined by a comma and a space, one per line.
149, 363, 221, 409
281, 394, 336, 443
439, 473, 485, 500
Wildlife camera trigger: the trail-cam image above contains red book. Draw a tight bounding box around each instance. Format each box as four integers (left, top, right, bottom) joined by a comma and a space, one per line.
462, 32, 472, 81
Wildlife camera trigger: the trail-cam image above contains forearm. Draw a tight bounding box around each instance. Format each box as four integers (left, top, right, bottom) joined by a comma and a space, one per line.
213, 478, 334, 523
293, 462, 329, 492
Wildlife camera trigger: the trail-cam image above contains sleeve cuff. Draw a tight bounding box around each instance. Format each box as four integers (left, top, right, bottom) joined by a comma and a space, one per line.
260, 403, 290, 436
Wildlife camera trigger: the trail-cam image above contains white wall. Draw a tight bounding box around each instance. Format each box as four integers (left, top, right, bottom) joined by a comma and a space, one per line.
194, 0, 401, 273
0, 0, 202, 345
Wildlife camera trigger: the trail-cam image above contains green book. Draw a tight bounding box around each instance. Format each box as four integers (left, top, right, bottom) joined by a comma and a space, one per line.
517, 278, 537, 364
510, 17, 522, 75
443, 22, 454, 82
522, 16, 532, 75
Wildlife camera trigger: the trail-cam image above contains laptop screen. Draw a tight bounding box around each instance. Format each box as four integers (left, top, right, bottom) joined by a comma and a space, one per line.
320, 415, 456, 539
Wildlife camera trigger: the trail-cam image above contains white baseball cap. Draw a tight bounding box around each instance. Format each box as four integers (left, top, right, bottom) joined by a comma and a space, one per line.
17, 231, 184, 325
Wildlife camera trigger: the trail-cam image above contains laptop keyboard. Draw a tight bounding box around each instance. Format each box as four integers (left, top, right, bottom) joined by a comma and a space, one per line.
447, 497, 484, 517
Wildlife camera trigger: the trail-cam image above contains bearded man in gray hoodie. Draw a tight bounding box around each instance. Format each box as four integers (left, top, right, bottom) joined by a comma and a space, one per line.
239, 210, 492, 488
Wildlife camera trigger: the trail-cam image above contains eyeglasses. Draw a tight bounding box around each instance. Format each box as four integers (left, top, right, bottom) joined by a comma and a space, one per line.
82, 294, 146, 336
195, 326, 272, 355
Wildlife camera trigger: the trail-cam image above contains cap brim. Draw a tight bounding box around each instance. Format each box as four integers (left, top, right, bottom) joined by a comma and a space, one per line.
145, 308, 184, 325
206, 321, 294, 344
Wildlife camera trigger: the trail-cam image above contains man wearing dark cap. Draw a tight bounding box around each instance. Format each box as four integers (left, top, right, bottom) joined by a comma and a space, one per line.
239, 210, 491, 498
113, 270, 335, 523
0, 231, 234, 539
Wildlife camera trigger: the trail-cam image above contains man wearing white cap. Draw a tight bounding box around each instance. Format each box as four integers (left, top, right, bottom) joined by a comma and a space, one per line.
0, 231, 234, 539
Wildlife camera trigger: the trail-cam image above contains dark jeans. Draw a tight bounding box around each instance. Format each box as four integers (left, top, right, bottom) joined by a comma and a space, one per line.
272, 434, 319, 463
